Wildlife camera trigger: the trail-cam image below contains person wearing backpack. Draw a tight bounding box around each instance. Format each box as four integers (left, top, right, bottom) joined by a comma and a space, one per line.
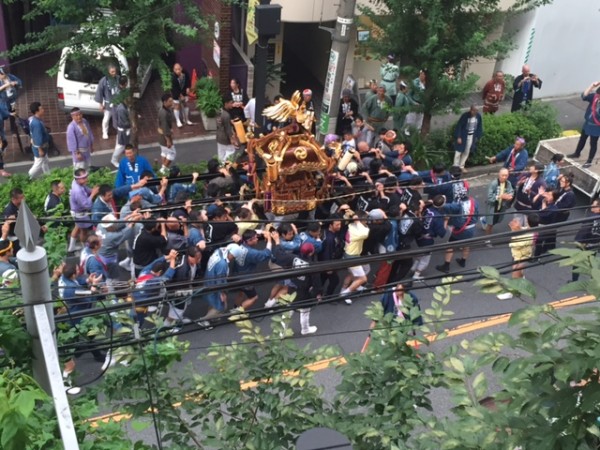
568, 81, 600, 168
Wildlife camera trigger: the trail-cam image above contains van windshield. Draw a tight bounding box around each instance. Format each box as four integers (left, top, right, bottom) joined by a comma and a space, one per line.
63, 54, 121, 84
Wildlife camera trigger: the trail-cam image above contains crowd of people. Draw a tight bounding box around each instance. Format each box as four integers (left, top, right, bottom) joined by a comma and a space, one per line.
2, 60, 600, 384
1, 126, 592, 339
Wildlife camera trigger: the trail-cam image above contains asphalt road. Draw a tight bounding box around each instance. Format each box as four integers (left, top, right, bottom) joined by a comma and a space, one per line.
12, 137, 594, 443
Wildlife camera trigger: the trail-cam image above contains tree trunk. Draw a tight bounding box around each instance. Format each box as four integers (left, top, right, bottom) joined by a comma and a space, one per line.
420, 112, 432, 138
127, 56, 140, 148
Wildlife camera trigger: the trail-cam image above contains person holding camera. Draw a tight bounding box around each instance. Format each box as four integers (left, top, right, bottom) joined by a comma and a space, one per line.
511, 65, 542, 112
568, 81, 600, 168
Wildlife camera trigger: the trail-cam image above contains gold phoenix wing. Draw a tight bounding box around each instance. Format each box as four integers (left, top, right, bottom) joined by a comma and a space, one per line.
263, 90, 303, 122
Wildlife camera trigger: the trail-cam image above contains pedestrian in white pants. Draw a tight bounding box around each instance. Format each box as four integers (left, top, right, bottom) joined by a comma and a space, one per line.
29, 155, 50, 179
27, 102, 51, 179
94, 64, 120, 140
171, 63, 194, 128
453, 105, 483, 172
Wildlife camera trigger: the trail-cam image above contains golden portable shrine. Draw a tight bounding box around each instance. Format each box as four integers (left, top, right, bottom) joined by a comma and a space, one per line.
243, 91, 340, 215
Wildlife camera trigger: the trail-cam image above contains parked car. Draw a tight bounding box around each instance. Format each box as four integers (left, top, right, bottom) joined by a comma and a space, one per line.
56, 46, 152, 115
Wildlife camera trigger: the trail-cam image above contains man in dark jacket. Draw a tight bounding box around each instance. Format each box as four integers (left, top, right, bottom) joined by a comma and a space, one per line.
165, 246, 202, 328
380, 283, 423, 326
288, 243, 323, 335
94, 64, 120, 140
133, 219, 168, 275
511, 65, 542, 112
453, 105, 483, 172
171, 63, 193, 128
111, 75, 130, 167
318, 215, 345, 296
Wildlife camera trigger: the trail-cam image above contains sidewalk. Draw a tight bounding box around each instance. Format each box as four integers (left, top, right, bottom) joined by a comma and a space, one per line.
429, 91, 587, 132
4, 52, 209, 165
3, 52, 589, 168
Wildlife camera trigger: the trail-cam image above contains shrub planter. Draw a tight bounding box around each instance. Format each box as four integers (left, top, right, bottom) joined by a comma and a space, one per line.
200, 111, 217, 131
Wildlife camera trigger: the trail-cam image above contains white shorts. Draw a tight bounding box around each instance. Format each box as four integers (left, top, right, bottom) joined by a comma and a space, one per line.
160, 145, 176, 161
167, 303, 186, 320
173, 97, 188, 105
348, 264, 370, 278
217, 143, 236, 161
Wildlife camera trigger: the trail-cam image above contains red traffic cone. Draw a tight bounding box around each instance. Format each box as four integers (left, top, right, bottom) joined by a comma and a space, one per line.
189, 69, 198, 100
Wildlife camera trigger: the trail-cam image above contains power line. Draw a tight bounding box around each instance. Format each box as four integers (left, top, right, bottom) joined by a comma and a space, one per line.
53, 252, 571, 355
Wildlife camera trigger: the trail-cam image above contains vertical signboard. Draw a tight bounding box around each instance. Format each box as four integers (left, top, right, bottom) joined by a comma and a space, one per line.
246, 0, 259, 45
319, 49, 339, 136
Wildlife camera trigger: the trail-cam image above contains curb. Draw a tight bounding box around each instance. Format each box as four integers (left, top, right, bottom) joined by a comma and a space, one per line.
4, 134, 217, 169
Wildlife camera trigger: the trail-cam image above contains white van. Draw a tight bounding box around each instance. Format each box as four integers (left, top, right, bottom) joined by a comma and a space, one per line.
56, 46, 152, 115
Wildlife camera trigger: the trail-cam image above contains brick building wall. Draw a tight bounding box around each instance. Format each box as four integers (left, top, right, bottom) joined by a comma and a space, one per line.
201, 0, 233, 95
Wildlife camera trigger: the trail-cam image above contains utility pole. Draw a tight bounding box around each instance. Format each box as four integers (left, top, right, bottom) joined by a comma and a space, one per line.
318, 0, 357, 139
253, 0, 282, 135
15, 201, 80, 449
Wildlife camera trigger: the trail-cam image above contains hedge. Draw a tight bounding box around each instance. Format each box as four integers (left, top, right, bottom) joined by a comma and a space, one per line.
418, 101, 562, 168
0, 161, 208, 219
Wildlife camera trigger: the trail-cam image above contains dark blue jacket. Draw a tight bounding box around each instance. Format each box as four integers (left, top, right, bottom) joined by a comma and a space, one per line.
231, 244, 271, 275
454, 111, 483, 153
58, 275, 94, 325
133, 256, 175, 304
0, 74, 22, 104
495, 146, 528, 186
115, 156, 156, 188
29, 116, 50, 157
443, 198, 479, 238
416, 207, 446, 247
582, 93, 600, 137
380, 290, 423, 325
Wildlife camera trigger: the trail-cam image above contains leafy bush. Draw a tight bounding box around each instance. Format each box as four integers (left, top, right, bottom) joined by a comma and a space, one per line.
0, 168, 115, 219
194, 77, 222, 118
519, 101, 563, 139
423, 128, 454, 167
503, 73, 515, 97
405, 127, 453, 169
464, 101, 561, 166
0, 162, 209, 221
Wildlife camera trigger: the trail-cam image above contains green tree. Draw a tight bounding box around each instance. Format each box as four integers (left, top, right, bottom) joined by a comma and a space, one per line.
4, 247, 600, 448
3, 0, 212, 146
362, 0, 553, 135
